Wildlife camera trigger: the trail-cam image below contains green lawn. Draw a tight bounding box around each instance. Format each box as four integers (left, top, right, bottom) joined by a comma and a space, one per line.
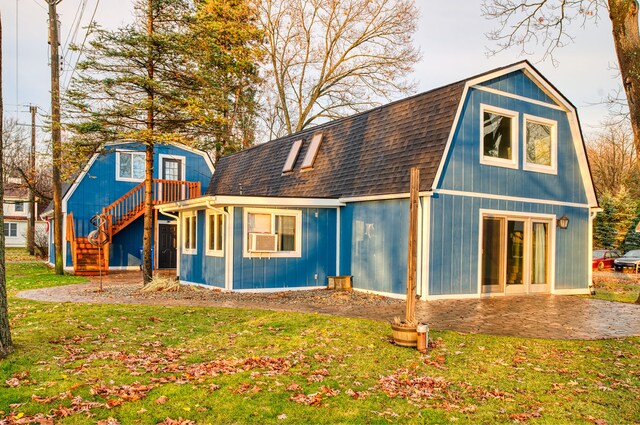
1, 263, 639, 424
591, 272, 640, 304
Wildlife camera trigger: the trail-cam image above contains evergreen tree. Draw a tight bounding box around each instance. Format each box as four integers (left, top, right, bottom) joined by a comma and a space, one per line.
593, 192, 617, 249
620, 206, 640, 252
65, 0, 261, 283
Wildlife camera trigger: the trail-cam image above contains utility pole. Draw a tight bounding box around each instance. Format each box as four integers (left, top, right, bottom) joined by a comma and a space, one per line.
27, 106, 37, 256
48, 1, 64, 274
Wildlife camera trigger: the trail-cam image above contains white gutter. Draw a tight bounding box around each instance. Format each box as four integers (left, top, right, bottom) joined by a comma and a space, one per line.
157, 195, 344, 212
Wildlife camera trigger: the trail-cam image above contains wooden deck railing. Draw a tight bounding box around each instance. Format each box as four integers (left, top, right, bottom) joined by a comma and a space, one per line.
102, 179, 201, 238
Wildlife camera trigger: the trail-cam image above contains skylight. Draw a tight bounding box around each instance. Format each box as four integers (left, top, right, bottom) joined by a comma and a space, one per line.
301, 133, 323, 169
282, 139, 303, 174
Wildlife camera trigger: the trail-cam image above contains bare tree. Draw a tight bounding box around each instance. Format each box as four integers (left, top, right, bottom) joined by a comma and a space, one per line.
257, 0, 421, 139
587, 119, 640, 198
482, 0, 640, 157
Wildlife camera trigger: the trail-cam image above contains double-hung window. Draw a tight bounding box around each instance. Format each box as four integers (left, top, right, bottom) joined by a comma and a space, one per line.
244, 208, 302, 257
117, 151, 145, 182
206, 211, 224, 257
523, 114, 557, 174
4, 223, 17, 237
480, 104, 518, 169
14, 202, 24, 212
183, 212, 197, 254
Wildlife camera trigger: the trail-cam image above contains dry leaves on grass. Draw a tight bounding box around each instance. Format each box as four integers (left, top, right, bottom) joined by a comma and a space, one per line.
509, 408, 543, 422
157, 418, 195, 425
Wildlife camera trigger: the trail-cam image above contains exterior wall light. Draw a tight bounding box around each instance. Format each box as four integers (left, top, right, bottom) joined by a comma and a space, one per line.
557, 214, 569, 229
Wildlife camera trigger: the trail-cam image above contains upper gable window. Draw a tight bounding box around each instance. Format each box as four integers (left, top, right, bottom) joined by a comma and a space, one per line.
480, 105, 518, 169
14, 202, 24, 212
117, 151, 145, 182
524, 115, 557, 174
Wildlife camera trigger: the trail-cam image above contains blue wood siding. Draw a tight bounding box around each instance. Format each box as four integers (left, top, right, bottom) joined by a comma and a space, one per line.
61, 142, 212, 268
339, 200, 409, 295
438, 73, 588, 205
180, 210, 226, 288
480, 71, 556, 104
232, 207, 336, 290
428, 193, 589, 295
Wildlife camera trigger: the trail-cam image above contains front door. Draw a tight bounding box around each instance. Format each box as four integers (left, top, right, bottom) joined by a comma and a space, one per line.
481, 215, 552, 295
158, 223, 177, 269
161, 157, 183, 202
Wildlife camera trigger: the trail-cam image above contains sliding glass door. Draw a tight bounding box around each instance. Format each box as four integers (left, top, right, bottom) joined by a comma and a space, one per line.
481, 214, 553, 295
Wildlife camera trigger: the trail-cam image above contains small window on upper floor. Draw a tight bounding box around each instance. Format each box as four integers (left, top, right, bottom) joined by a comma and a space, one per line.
524, 114, 557, 175
117, 151, 145, 182
14, 202, 24, 212
301, 133, 323, 170
480, 105, 518, 169
282, 139, 303, 174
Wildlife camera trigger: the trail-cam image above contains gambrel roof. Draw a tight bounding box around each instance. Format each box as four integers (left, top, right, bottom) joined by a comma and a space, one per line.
198, 60, 596, 206
207, 81, 466, 198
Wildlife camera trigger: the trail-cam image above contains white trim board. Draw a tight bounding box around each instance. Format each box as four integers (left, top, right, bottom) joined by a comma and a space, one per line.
233, 286, 327, 294
435, 189, 590, 209
552, 288, 590, 295
472, 85, 566, 111
181, 280, 226, 291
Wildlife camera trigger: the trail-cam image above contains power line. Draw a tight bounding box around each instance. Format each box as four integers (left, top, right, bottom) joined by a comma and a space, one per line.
64, 0, 100, 90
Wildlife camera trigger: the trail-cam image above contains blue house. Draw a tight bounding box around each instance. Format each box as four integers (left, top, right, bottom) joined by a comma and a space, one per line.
159, 62, 598, 299
45, 141, 214, 275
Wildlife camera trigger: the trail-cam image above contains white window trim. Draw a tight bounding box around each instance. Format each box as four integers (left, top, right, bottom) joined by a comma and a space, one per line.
479, 104, 519, 170
476, 209, 556, 297
158, 154, 187, 181
205, 210, 224, 257
115, 150, 146, 182
243, 208, 302, 258
183, 211, 197, 255
4, 222, 18, 238
522, 114, 558, 175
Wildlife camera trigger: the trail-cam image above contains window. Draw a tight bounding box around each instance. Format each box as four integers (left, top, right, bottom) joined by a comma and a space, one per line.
14, 202, 24, 212
244, 208, 302, 257
301, 133, 323, 169
282, 139, 303, 173
4, 223, 17, 238
117, 151, 145, 181
524, 115, 557, 174
183, 212, 197, 254
206, 211, 224, 256
480, 105, 518, 169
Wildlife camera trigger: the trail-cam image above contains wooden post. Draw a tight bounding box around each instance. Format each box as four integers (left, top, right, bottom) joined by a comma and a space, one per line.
27, 105, 36, 256
405, 167, 419, 323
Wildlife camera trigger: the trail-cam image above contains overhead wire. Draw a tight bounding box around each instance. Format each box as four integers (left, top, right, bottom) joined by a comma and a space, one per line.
63, 0, 101, 90
62, 0, 88, 70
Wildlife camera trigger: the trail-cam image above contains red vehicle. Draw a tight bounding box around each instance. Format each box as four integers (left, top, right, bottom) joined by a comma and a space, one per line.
592, 249, 620, 271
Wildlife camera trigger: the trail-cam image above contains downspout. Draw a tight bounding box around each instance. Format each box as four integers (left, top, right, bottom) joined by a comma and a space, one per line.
158, 207, 181, 279
588, 209, 600, 295
207, 200, 233, 291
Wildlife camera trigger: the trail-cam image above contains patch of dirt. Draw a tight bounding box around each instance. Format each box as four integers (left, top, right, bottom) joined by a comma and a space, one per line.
81, 283, 404, 307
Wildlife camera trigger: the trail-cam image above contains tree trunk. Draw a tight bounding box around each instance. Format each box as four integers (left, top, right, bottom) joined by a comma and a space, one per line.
609, 0, 640, 157
142, 0, 155, 285
49, 0, 64, 275
0, 10, 15, 358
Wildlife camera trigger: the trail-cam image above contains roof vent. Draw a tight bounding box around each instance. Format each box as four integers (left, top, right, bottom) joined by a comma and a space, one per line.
282, 139, 303, 174
301, 133, 323, 170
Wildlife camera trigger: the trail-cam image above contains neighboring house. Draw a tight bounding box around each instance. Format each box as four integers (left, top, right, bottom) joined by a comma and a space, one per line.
3, 182, 49, 248
159, 61, 598, 300
44, 141, 214, 275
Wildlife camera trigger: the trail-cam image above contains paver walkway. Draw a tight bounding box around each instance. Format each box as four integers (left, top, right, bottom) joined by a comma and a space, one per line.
17, 271, 640, 340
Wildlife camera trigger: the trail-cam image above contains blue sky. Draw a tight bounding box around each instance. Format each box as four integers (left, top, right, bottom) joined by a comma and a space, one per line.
2, 0, 620, 142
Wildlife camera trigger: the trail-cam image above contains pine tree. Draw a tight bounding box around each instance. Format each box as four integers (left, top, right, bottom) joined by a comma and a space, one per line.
66, 0, 261, 283
593, 192, 617, 249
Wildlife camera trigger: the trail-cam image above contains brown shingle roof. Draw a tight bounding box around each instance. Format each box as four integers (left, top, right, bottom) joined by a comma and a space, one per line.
206, 80, 465, 198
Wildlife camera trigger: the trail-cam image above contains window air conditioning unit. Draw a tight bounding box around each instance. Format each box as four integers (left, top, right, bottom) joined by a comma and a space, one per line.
249, 233, 278, 252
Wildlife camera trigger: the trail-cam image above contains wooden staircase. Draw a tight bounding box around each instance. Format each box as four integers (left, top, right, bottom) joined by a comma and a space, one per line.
74, 237, 109, 276
66, 179, 201, 276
